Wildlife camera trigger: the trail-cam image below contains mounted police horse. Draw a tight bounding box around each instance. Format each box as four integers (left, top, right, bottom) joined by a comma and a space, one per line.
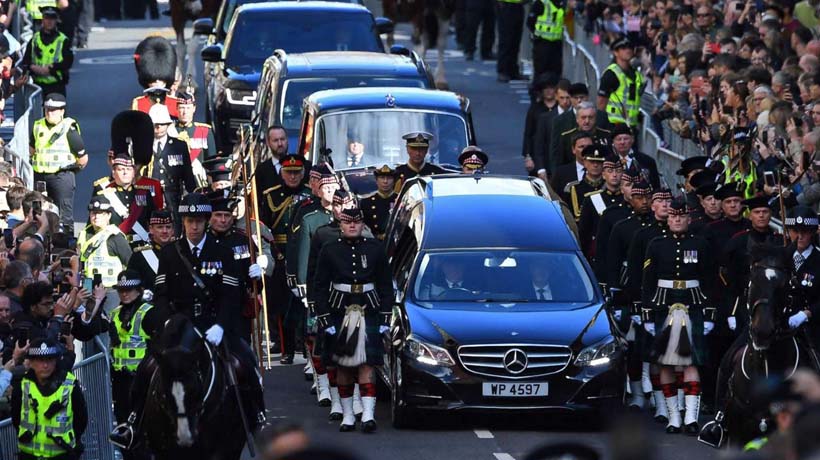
701, 244, 814, 448
142, 315, 255, 460
169, 0, 219, 90
411, 0, 455, 89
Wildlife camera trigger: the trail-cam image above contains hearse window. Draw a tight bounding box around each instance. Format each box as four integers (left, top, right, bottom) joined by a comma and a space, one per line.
392, 230, 418, 292
412, 251, 595, 308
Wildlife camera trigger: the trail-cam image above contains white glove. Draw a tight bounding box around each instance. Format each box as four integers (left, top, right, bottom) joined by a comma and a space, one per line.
325, 326, 336, 335
727, 316, 737, 331
379, 325, 389, 334
789, 311, 808, 329
704, 321, 715, 335
248, 263, 262, 279
644, 322, 655, 335
613, 310, 622, 321
142, 289, 154, 302
256, 254, 270, 270
631, 315, 642, 325
205, 324, 224, 346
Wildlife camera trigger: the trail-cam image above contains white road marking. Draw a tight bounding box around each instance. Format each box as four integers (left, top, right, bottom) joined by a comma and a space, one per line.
494, 454, 516, 460
474, 429, 494, 439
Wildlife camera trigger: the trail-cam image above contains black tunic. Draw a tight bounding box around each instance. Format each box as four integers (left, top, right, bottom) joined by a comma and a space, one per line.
721, 228, 782, 329
360, 191, 397, 240
394, 162, 446, 192
593, 201, 631, 281
604, 211, 652, 288
126, 242, 163, 291
578, 188, 623, 260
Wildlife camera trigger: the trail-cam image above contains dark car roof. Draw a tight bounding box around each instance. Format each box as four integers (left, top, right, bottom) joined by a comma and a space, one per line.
306, 87, 466, 114
236, 1, 371, 14
281, 52, 424, 78
410, 176, 578, 252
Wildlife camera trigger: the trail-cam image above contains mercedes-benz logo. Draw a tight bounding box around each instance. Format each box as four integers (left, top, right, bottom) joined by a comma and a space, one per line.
503, 348, 528, 374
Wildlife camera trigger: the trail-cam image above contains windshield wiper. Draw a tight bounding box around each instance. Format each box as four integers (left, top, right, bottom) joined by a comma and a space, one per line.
474, 299, 530, 303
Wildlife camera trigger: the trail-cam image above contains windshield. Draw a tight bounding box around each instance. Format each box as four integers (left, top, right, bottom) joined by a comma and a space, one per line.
317, 110, 468, 168
221, 0, 363, 36
412, 251, 596, 308
281, 78, 427, 130
225, 12, 382, 70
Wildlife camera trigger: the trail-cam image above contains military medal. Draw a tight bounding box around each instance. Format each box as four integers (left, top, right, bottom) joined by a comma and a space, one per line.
361, 254, 368, 269
217, 261, 223, 275
200, 263, 206, 275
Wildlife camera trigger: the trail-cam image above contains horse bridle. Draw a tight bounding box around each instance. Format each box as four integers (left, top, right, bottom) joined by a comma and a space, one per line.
154, 339, 217, 421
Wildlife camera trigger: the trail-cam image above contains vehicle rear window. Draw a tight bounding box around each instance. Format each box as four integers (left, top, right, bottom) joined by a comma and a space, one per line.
280, 77, 427, 130
222, 0, 362, 36
226, 12, 382, 70
412, 251, 596, 308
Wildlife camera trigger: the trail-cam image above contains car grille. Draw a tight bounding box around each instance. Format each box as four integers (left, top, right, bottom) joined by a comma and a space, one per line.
457, 344, 573, 380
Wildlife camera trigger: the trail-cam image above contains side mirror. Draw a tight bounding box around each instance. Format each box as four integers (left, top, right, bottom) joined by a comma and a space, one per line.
375, 17, 394, 35
201, 44, 223, 63
193, 18, 214, 36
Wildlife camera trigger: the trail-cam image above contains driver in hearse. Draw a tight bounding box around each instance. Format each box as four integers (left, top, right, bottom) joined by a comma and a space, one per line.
345, 128, 366, 167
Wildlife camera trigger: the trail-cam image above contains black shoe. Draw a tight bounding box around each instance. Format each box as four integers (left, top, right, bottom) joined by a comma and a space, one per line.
666, 425, 682, 434
481, 52, 496, 60
497, 74, 511, 83
76, 42, 88, 49
109, 423, 136, 450
685, 422, 700, 436
361, 420, 377, 433
329, 412, 343, 421
339, 423, 356, 432
318, 397, 331, 407
161, 9, 171, 16
464, 52, 475, 61
280, 355, 294, 365
654, 415, 669, 424
510, 74, 528, 81
310, 384, 317, 395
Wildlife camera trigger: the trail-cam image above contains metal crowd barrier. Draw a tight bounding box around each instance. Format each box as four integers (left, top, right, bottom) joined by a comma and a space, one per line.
8, 81, 41, 189
0, 337, 116, 460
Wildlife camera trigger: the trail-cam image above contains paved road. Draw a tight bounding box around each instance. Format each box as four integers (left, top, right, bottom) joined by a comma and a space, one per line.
65, 11, 720, 460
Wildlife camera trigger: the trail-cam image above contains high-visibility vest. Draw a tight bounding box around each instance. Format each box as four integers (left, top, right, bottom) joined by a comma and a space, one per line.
78, 224, 125, 287
721, 159, 757, 200
497, 0, 522, 4
31, 117, 77, 173
534, 0, 564, 41
111, 302, 153, 372
604, 63, 643, 127
743, 437, 768, 451
25, 0, 57, 20
18, 372, 77, 458
32, 31, 67, 85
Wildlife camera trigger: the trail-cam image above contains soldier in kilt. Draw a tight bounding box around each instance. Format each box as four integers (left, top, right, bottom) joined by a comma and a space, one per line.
642, 197, 715, 435
313, 208, 392, 433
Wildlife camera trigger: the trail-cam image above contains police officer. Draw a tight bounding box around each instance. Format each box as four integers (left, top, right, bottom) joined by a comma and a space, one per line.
207, 190, 270, 343
394, 132, 447, 192
579, 153, 623, 261
77, 196, 132, 310
458, 146, 489, 174
107, 270, 162, 457
597, 36, 644, 128
12, 337, 88, 460
29, 93, 86, 231
93, 151, 159, 245
154, 192, 267, 423
495, 0, 524, 82
23, 7, 73, 97
785, 206, 820, 354
24, 0, 59, 27
527, 0, 565, 78
642, 197, 714, 435
146, 104, 196, 233
361, 165, 398, 241
594, 169, 637, 280
127, 210, 174, 294
313, 207, 393, 433
131, 36, 180, 119
565, 144, 606, 222
175, 91, 217, 188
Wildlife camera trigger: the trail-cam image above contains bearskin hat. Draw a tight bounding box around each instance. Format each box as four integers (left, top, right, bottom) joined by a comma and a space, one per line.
134, 36, 177, 89
110, 110, 154, 166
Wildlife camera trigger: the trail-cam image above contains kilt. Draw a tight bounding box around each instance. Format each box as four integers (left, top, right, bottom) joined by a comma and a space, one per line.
652, 303, 707, 366
322, 308, 384, 367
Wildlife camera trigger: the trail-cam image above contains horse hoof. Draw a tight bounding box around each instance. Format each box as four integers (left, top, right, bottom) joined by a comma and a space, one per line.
654, 415, 668, 424
361, 420, 377, 433
339, 424, 356, 432
685, 423, 700, 436
665, 425, 681, 434
318, 398, 332, 407
329, 412, 343, 421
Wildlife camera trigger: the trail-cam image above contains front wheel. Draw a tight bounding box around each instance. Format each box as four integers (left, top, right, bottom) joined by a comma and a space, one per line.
390, 357, 418, 429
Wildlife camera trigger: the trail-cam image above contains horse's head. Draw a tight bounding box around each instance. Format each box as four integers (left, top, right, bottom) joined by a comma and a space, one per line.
748, 243, 790, 351
155, 315, 211, 447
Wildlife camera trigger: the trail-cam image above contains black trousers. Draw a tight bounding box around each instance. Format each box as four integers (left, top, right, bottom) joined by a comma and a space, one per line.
532, 38, 562, 78
58, 3, 79, 47
94, 0, 121, 20
463, 0, 495, 57
77, 0, 93, 45
36, 82, 67, 98
35, 170, 75, 231
495, 1, 524, 77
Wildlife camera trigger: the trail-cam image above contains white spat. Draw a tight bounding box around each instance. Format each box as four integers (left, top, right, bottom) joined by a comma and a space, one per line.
172, 381, 194, 447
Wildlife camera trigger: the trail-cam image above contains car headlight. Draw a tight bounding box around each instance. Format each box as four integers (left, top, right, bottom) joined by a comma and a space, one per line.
575, 336, 620, 367
405, 335, 454, 367
225, 88, 257, 106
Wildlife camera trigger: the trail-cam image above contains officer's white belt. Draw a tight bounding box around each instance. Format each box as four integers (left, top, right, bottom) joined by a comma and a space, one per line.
332, 283, 375, 293
657, 279, 699, 289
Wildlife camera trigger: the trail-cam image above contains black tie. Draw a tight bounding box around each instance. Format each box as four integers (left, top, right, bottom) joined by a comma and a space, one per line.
192, 246, 199, 259
537, 288, 545, 300
794, 252, 805, 271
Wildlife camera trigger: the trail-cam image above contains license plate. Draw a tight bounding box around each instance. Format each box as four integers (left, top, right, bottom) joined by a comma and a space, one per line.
481, 382, 548, 397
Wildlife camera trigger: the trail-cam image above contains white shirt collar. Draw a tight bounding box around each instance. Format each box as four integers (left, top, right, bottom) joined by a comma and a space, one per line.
557, 105, 567, 115
575, 162, 584, 181
796, 246, 813, 260
188, 235, 206, 254
532, 283, 552, 299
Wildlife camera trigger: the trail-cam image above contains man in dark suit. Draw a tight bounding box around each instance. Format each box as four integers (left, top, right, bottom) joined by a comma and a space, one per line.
254, 125, 290, 205
530, 79, 571, 180
553, 102, 612, 176
610, 123, 660, 190
547, 84, 611, 172
146, 104, 197, 234
550, 131, 593, 204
